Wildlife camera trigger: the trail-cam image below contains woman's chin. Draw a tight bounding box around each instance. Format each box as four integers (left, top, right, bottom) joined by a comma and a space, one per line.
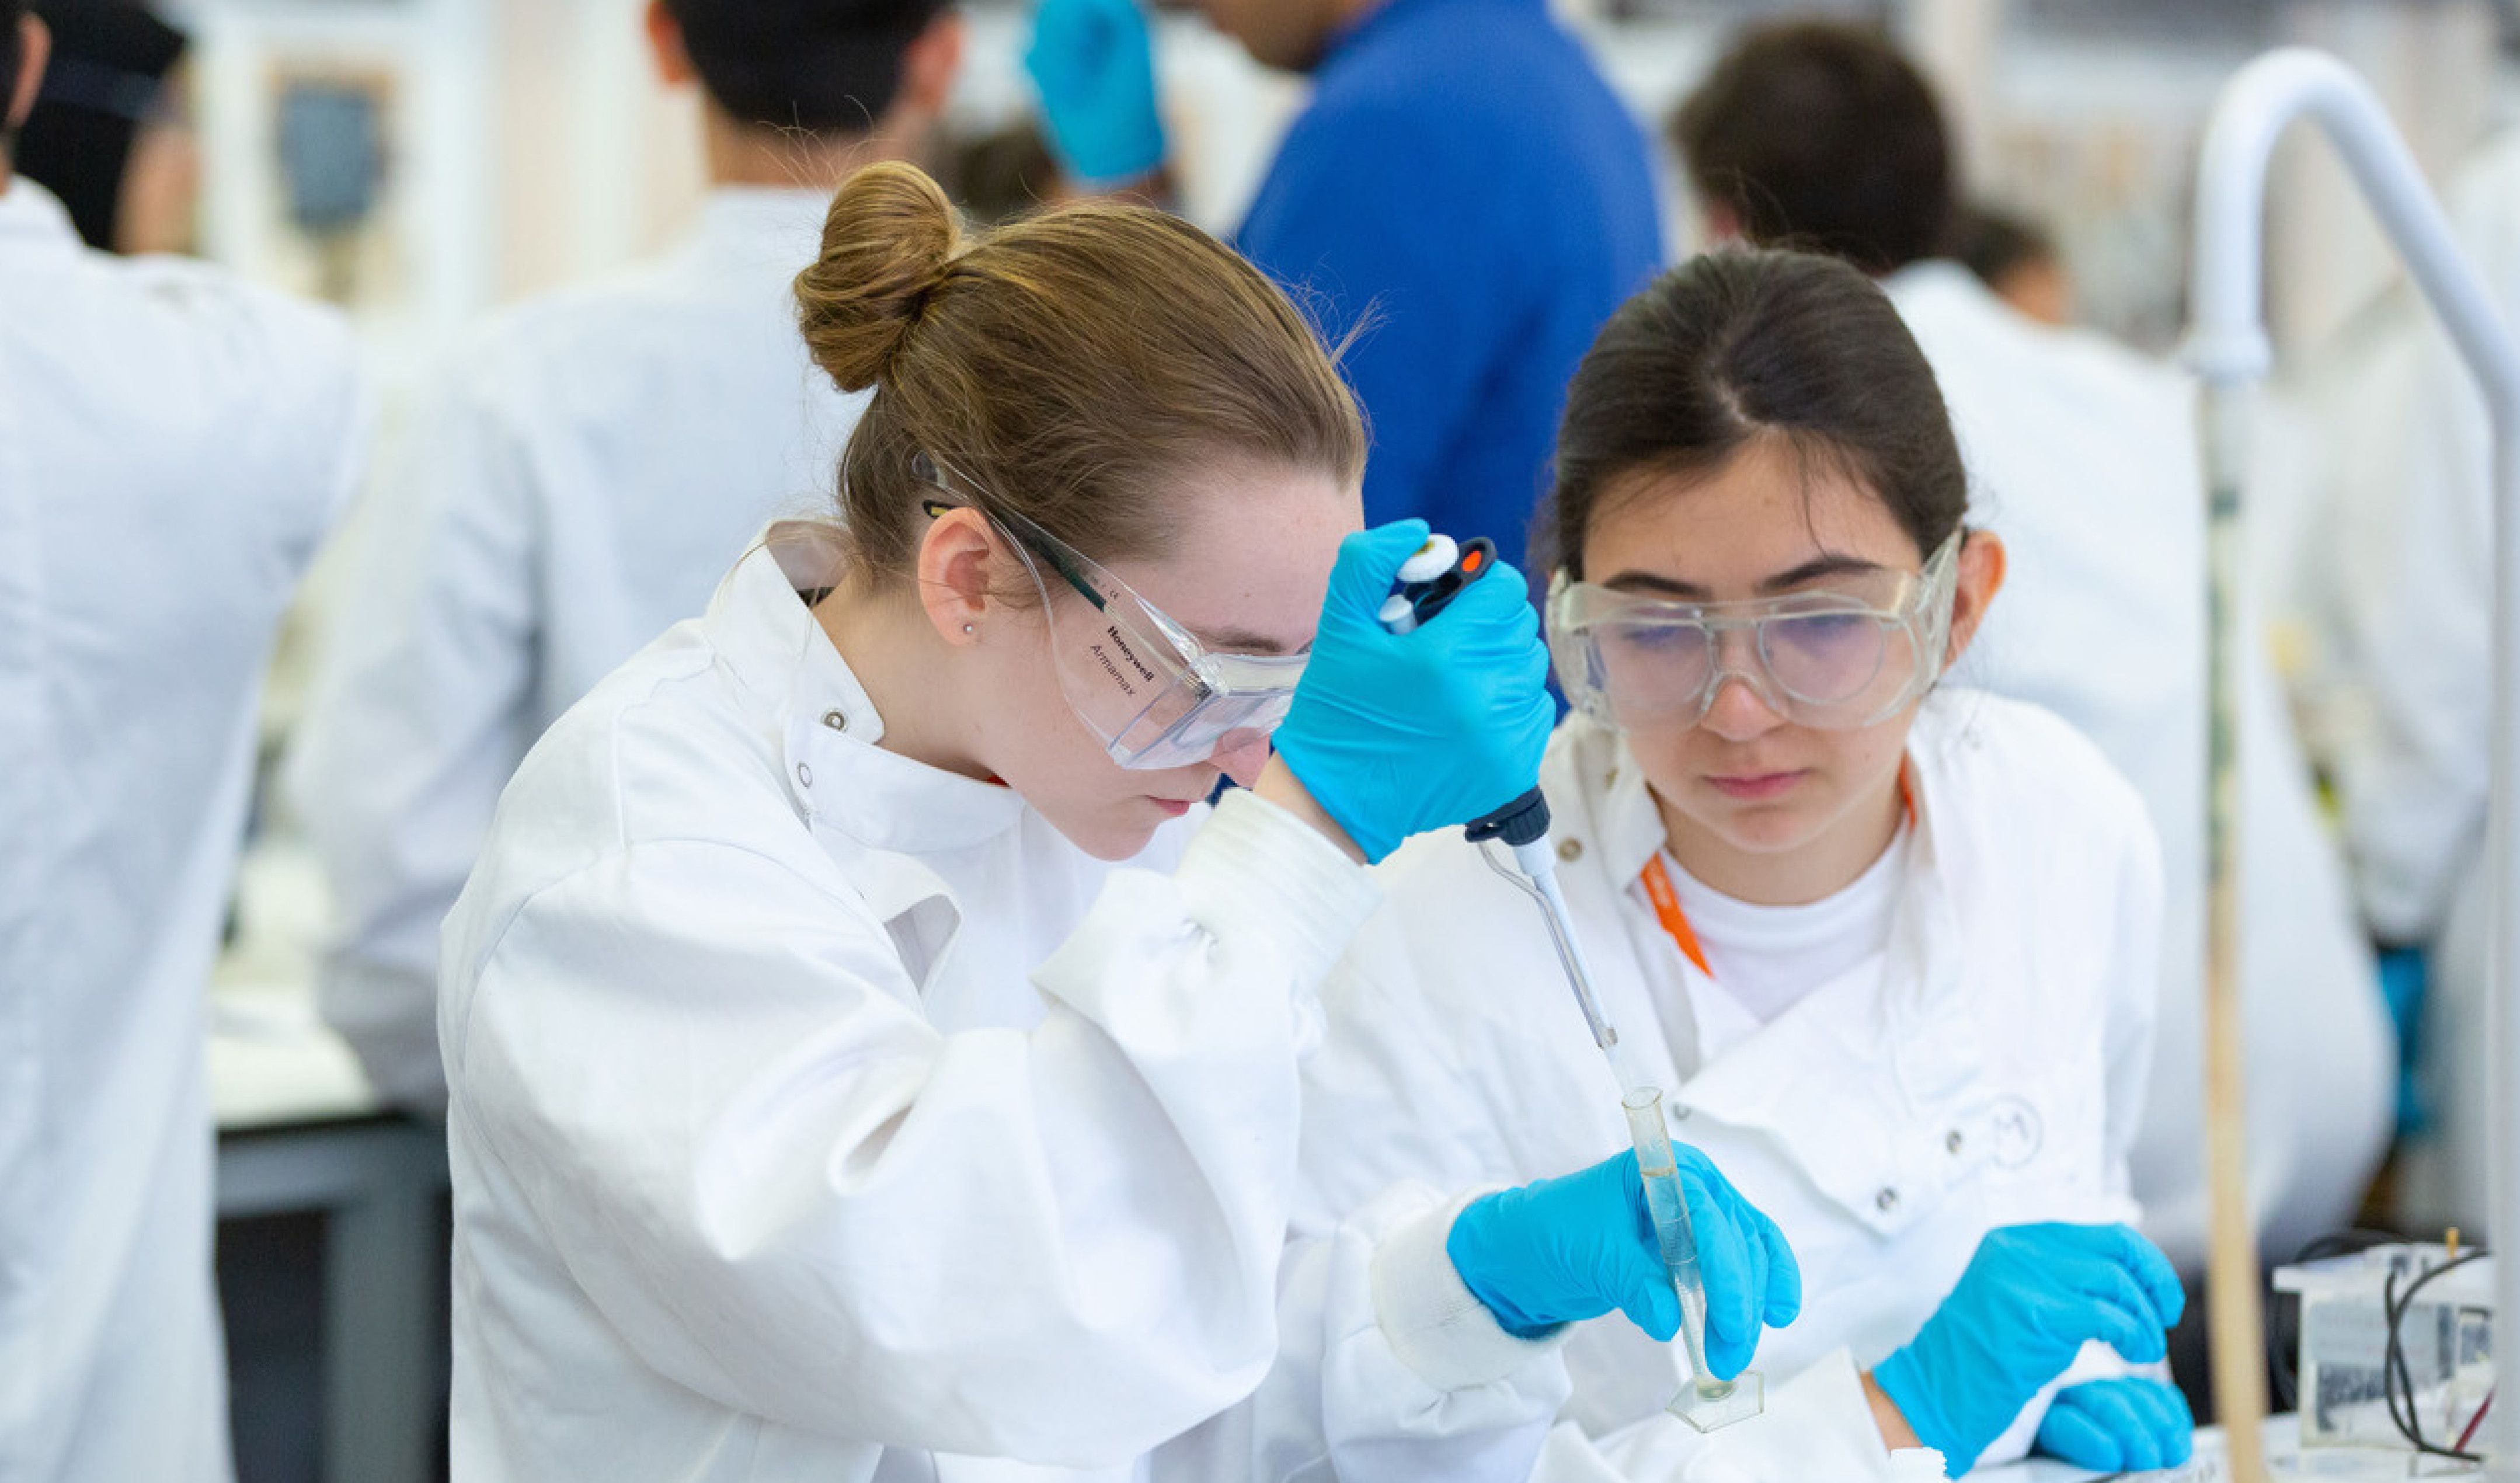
1047, 806, 1164, 864
1697, 799, 1829, 858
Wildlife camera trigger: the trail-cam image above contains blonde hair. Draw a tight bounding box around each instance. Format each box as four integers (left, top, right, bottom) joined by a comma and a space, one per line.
794, 162, 1366, 579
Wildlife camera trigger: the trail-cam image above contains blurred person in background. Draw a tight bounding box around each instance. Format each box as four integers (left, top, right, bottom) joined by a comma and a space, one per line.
2329, 126, 2520, 1238
1021, 0, 1662, 579
287, 0, 961, 1113
946, 116, 1061, 224
1954, 203, 2073, 328
15, 0, 194, 255
0, 0, 367, 1475
1672, 23, 2392, 1283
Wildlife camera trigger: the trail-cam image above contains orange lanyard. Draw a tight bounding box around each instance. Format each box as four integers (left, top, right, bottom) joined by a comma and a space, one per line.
1639, 852, 1717, 978
1639, 770, 1916, 981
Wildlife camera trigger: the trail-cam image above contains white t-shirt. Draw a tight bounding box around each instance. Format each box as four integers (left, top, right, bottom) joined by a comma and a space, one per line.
1660, 827, 1910, 1059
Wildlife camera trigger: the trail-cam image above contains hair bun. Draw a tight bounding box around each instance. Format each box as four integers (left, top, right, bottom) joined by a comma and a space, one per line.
795, 162, 963, 394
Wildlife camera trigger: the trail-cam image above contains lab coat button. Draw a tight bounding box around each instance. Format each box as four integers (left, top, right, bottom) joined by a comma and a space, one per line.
1875, 1186, 1900, 1213
1946, 1129, 1965, 1155
822, 709, 847, 732
795, 763, 813, 788
1558, 838, 1584, 864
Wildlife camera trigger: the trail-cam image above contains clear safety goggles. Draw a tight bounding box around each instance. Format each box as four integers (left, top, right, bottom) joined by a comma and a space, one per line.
916, 454, 1308, 772
1548, 533, 1964, 732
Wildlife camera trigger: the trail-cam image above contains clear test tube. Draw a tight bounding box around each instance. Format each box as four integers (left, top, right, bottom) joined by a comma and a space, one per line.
1624, 1088, 1764, 1432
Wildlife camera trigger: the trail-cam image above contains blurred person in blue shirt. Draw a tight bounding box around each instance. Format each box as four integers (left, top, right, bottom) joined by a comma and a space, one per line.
1026, 0, 1662, 574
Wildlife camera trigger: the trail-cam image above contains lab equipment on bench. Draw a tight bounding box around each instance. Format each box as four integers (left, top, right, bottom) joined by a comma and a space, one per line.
1388, 532, 1763, 1431
2273, 1243, 2495, 1458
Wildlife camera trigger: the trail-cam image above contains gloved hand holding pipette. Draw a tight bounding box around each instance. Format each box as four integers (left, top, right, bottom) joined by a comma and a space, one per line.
1274, 522, 1555, 864
1444, 1145, 1802, 1374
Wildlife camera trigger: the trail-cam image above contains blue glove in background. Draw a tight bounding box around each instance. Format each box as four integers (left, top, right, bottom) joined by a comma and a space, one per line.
2035, 1377, 2195, 1472
1446, 1147, 1802, 1378
1874, 1223, 2184, 1475
1271, 521, 1554, 864
1024, 0, 1165, 185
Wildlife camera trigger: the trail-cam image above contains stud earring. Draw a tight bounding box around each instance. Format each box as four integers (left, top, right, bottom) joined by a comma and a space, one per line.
962, 623, 976, 635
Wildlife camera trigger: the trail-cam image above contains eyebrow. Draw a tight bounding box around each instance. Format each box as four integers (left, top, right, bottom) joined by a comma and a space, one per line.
1601, 553, 1889, 600
1190, 624, 1305, 656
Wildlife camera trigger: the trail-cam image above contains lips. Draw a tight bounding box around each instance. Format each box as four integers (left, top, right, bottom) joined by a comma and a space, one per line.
1149, 796, 1195, 818
1707, 770, 1807, 802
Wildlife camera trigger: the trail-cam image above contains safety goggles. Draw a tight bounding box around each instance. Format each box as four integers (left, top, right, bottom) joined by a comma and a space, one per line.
914, 455, 1308, 772
1548, 534, 1964, 732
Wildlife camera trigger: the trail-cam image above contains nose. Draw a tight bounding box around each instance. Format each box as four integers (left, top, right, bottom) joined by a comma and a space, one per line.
1212, 730, 1273, 788
1700, 670, 1787, 743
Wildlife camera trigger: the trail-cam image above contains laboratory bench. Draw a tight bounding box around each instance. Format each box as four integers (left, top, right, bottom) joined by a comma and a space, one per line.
1975, 1415, 2462, 1479
214, 978, 446, 1483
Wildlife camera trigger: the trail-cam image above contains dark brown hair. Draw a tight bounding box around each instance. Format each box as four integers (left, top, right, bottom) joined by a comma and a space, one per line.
664, 0, 941, 135
1539, 248, 1965, 577
1955, 203, 2058, 294
1671, 22, 1954, 277
795, 162, 1365, 582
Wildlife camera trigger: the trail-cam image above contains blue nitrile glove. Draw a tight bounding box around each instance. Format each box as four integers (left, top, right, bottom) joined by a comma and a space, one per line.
1024, 0, 1165, 186
2034, 1377, 2195, 1472
1270, 521, 1555, 864
1874, 1224, 2184, 1475
1445, 1147, 1802, 1377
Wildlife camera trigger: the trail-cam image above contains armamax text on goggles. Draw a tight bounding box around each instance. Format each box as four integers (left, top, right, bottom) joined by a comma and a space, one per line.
913, 454, 1308, 772
1548, 532, 1963, 732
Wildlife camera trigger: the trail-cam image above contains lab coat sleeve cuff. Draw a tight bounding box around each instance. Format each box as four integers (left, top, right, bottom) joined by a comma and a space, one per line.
1370, 1189, 1571, 1393
1178, 789, 1382, 987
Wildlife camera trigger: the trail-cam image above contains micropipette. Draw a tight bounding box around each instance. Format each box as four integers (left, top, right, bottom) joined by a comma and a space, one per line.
1386, 535, 1764, 1430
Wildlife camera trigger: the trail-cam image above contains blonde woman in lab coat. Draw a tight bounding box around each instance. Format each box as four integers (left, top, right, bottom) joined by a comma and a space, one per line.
436, 163, 1799, 1482
1299, 249, 2192, 1479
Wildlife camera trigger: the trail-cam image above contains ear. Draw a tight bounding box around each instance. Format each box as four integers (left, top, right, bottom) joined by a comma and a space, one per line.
912, 506, 1010, 647
644, 1, 695, 89
1940, 528, 2006, 670
890, 11, 966, 124
9, 14, 51, 134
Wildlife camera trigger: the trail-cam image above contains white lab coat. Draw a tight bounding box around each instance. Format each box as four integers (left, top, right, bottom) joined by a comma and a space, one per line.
1299, 690, 2163, 1478
290, 186, 864, 1110
1887, 263, 2392, 1268
0, 180, 364, 1483
440, 526, 1590, 1482
2330, 130, 2520, 1233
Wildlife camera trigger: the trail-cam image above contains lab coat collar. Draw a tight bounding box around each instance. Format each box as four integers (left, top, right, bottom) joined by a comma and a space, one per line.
690, 184, 832, 267
1593, 725, 1675, 890
1884, 258, 2010, 325
0, 179, 83, 256
706, 522, 1029, 856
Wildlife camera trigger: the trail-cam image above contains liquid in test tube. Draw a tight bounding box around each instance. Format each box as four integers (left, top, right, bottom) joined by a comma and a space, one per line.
1624, 1088, 1764, 1432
